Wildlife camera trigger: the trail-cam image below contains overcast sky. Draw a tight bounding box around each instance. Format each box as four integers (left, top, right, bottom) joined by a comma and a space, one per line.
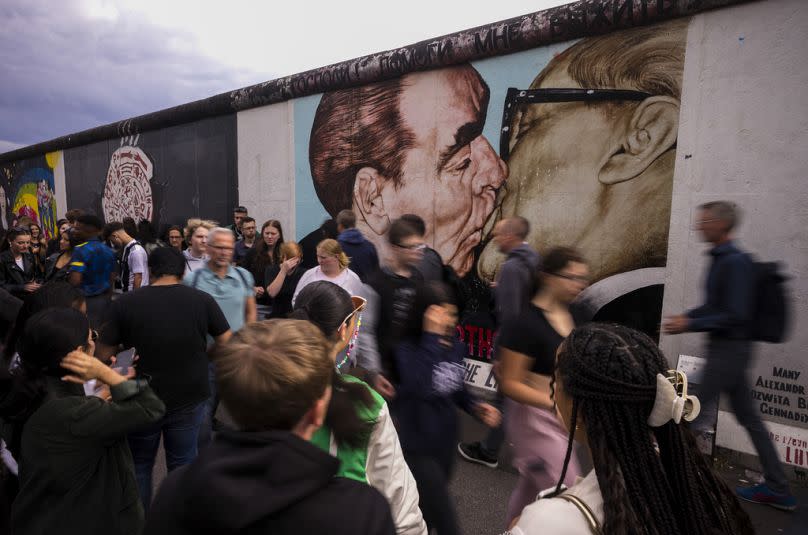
0, 0, 569, 153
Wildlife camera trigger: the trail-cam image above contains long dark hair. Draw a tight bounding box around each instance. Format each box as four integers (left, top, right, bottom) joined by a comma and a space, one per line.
553, 323, 752, 535
290, 281, 374, 447
0, 308, 89, 457
136, 219, 159, 245
3, 281, 86, 362
253, 220, 284, 272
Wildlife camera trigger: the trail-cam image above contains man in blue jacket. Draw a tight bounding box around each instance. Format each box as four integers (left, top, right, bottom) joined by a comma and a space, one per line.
664, 201, 795, 511
337, 209, 379, 282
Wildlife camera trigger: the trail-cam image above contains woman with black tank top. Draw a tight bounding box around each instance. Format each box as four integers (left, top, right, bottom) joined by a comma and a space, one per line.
497, 247, 590, 526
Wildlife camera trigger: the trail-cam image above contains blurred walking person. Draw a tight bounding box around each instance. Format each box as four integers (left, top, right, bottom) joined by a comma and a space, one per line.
664, 201, 795, 510
498, 247, 589, 525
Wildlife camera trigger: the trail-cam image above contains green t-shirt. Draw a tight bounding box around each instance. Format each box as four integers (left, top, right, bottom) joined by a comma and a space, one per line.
310, 375, 385, 482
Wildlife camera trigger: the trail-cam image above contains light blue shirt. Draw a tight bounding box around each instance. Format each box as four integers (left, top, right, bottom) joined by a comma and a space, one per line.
183, 264, 254, 333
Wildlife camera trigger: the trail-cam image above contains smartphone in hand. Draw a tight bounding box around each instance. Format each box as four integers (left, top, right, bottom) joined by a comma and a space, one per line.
114, 347, 136, 375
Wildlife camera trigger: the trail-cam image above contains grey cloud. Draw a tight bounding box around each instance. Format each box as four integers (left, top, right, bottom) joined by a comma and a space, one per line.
0, 0, 273, 150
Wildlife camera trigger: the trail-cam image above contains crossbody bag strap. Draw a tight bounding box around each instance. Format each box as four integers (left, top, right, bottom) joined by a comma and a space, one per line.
557, 494, 602, 535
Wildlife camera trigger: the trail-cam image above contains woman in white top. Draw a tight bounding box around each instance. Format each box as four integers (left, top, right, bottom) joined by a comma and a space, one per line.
182, 218, 215, 273
508, 323, 752, 535
292, 239, 363, 306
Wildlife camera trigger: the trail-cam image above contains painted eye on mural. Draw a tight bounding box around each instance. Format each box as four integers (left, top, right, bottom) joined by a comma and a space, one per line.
454, 157, 472, 173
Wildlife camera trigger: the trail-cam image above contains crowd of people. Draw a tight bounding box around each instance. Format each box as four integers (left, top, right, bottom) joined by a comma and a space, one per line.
0, 200, 795, 534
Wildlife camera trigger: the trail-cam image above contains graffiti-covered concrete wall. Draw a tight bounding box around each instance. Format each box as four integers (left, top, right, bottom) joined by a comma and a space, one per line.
63, 116, 238, 230
659, 0, 808, 468
287, 19, 687, 384
1, 152, 61, 239
1, 0, 806, 468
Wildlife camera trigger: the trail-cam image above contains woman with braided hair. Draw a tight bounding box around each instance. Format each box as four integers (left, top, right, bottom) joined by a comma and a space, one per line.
508, 323, 753, 535
498, 246, 589, 524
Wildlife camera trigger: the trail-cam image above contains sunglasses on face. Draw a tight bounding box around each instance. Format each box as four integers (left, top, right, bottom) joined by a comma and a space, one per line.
499, 87, 653, 161
340, 296, 367, 328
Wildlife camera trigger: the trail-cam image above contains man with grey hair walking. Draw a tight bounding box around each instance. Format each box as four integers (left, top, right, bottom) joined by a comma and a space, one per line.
664, 201, 795, 510
184, 227, 256, 447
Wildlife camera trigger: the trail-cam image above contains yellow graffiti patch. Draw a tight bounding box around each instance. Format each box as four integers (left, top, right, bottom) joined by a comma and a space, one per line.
45, 151, 60, 170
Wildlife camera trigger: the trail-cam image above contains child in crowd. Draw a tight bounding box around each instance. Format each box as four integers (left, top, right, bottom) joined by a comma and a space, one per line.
394, 281, 500, 535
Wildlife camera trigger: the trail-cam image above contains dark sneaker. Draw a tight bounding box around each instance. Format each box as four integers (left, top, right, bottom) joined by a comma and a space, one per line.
457, 442, 499, 469
736, 483, 797, 511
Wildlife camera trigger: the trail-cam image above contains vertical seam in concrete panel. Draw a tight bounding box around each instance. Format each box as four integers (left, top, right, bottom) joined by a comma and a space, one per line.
287, 100, 296, 240
53, 151, 67, 216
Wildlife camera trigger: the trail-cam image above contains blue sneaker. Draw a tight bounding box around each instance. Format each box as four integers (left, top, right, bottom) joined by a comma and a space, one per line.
736, 483, 797, 511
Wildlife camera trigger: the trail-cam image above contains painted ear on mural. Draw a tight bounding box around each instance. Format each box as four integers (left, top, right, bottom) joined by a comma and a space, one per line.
353, 167, 391, 236
598, 96, 680, 186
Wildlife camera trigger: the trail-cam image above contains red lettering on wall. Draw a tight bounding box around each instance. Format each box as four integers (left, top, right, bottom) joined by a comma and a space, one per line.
478, 327, 494, 360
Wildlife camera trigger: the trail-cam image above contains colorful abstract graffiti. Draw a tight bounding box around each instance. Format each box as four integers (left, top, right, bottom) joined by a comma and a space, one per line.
0, 152, 58, 239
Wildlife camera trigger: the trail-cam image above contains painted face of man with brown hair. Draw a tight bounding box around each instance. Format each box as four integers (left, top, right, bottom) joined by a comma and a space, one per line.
312, 65, 507, 277
478, 21, 685, 285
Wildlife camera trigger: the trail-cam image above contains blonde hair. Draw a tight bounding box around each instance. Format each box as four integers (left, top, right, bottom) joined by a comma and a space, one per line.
184, 218, 217, 243
280, 241, 303, 261
213, 320, 333, 431
317, 239, 350, 270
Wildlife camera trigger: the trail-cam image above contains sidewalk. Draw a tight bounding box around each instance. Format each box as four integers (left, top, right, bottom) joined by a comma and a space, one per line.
455, 413, 808, 535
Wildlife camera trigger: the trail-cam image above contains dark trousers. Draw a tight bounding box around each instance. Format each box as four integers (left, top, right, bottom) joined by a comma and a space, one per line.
480, 392, 505, 456
405, 449, 459, 535
128, 401, 205, 511
197, 362, 218, 448
696, 337, 789, 493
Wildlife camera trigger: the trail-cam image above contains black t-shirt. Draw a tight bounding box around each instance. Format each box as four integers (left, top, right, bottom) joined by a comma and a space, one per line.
498, 304, 566, 376
264, 265, 305, 318
99, 284, 230, 409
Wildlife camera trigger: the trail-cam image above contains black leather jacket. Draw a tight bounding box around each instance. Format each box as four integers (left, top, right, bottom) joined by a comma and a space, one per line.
0, 250, 41, 298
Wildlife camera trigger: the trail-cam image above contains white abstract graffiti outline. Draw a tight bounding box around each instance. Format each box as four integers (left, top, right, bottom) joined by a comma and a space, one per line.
102, 142, 153, 223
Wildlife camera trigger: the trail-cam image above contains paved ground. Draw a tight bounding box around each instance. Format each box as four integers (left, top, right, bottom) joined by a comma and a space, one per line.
151, 411, 807, 535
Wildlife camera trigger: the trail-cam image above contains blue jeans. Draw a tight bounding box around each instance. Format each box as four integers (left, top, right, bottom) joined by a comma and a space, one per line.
128, 401, 205, 511
197, 362, 218, 449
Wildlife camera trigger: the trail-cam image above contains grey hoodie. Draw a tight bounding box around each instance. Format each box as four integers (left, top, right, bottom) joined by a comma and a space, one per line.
494, 243, 541, 326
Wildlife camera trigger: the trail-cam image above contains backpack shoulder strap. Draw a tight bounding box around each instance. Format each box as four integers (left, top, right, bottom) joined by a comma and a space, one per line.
191, 269, 202, 289
556, 494, 602, 535
234, 267, 249, 290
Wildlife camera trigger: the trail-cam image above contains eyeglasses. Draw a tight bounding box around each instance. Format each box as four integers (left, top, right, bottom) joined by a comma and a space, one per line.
548, 271, 590, 284
499, 87, 653, 161
395, 242, 426, 251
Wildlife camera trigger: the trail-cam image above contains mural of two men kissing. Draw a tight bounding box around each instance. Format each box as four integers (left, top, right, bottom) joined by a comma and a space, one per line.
304, 19, 687, 368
